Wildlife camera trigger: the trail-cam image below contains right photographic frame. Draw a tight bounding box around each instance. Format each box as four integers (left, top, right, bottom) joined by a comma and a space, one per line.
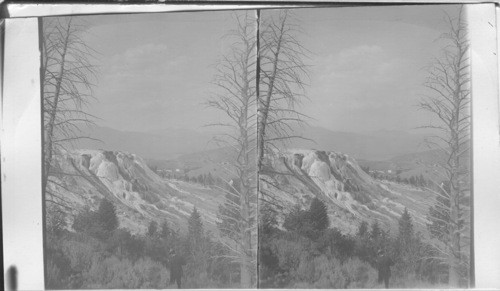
257, 5, 473, 289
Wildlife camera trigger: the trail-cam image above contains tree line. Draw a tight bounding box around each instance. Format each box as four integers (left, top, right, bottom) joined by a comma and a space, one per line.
46, 198, 242, 289
361, 166, 431, 188
259, 197, 450, 288
150, 166, 222, 188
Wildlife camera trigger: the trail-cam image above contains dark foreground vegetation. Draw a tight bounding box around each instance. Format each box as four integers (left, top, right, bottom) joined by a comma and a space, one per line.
259, 198, 461, 288
46, 199, 240, 289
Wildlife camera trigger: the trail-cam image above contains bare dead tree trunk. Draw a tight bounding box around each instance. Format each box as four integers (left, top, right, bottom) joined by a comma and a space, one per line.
42, 17, 99, 210
419, 7, 470, 287
258, 10, 310, 170
207, 12, 257, 288
257, 10, 311, 214
44, 18, 72, 195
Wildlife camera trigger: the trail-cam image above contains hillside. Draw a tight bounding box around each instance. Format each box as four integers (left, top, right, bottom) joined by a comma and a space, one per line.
48, 149, 226, 235
50, 147, 438, 238
261, 149, 436, 235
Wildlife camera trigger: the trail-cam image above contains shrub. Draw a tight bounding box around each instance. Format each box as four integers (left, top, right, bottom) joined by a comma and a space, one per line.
270, 236, 312, 272
46, 258, 64, 289
132, 258, 169, 288
83, 255, 169, 288
341, 257, 377, 288
290, 256, 377, 288
61, 238, 101, 274
83, 256, 137, 288
97, 199, 119, 232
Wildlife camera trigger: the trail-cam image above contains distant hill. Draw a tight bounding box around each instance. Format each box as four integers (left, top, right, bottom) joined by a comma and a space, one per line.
358, 147, 470, 182
75, 125, 435, 162
289, 126, 434, 161
75, 125, 220, 160
145, 146, 238, 180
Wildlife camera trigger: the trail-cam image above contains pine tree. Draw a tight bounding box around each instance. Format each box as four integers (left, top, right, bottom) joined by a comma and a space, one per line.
418, 174, 425, 187
357, 221, 369, 237
98, 198, 118, 232
148, 221, 158, 237
186, 207, 211, 282
370, 221, 381, 240
283, 204, 309, 233
308, 197, 329, 231
207, 172, 214, 186
396, 207, 422, 277
188, 207, 204, 245
160, 221, 171, 239
399, 208, 414, 245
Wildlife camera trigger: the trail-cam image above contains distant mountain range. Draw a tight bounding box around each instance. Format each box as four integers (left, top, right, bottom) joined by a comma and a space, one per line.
75, 126, 220, 160
76, 125, 435, 162
289, 126, 435, 161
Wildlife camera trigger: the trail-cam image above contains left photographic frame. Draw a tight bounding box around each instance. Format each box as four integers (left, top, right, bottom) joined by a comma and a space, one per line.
3, 6, 259, 290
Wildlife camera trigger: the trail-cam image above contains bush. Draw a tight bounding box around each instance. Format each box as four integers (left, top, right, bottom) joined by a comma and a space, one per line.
271, 236, 313, 272
291, 256, 377, 289
132, 258, 169, 288
82, 256, 169, 288
46, 258, 64, 289
341, 258, 377, 288
83, 256, 136, 288
61, 238, 101, 274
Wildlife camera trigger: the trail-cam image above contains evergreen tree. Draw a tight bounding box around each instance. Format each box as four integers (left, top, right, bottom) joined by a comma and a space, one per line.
395, 207, 423, 278
207, 172, 215, 186
188, 207, 204, 245
398, 208, 414, 246
308, 197, 329, 231
370, 221, 381, 240
160, 221, 171, 239
148, 220, 158, 237
259, 203, 278, 235
357, 221, 369, 237
97, 198, 118, 232
283, 204, 311, 234
186, 207, 212, 283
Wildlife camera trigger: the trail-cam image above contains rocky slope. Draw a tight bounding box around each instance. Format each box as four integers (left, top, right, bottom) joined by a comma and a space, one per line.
48, 149, 225, 234
49, 147, 436, 238
261, 149, 435, 235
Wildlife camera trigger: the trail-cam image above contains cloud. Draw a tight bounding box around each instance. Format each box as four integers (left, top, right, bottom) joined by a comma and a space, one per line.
123, 43, 169, 59
303, 44, 423, 132
90, 41, 215, 132
318, 45, 407, 84
104, 43, 188, 78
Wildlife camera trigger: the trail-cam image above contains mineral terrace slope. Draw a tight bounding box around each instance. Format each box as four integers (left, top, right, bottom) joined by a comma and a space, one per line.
48, 149, 225, 234
262, 149, 435, 235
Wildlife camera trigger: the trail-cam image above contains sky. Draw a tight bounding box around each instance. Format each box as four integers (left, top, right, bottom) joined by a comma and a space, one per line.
73, 5, 461, 134
80, 10, 247, 133
288, 5, 462, 133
